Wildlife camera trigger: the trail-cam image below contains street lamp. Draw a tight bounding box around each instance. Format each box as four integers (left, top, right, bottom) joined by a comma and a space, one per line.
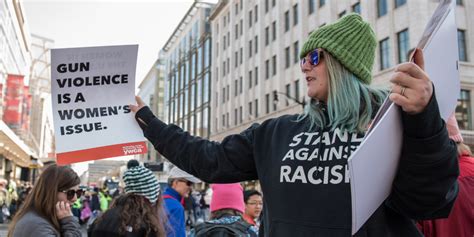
273, 91, 306, 109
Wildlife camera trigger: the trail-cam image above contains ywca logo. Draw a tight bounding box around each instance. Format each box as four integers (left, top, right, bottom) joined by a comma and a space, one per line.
122, 144, 144, 155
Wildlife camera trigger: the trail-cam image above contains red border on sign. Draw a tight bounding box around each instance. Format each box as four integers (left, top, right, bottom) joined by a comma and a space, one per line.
57, 141, 148, 165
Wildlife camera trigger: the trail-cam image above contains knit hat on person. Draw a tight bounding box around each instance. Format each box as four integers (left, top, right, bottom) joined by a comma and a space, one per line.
300, 13, 376, 85
447, 114, 463, 143
123, 159, 160, 204
210, 183, 245, 213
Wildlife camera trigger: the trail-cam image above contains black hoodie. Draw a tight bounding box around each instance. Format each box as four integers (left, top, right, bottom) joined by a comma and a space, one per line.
135, 94, 458, 237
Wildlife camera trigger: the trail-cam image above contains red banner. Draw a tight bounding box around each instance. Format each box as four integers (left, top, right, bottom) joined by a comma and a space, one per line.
22, 85, 31, 131
3, 74, 24, 128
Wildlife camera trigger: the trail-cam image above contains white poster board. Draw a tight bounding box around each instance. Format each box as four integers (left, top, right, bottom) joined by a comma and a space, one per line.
51, 45, 147, 165
348, 0, 460, 234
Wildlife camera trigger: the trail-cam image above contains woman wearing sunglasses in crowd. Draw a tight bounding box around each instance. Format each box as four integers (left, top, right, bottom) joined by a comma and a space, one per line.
131, 14, 458, 236
8, 164, 82, 237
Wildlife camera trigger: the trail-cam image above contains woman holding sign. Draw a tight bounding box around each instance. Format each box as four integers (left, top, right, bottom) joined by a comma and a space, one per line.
8, 165, 82, 237
131, 14, 458, 236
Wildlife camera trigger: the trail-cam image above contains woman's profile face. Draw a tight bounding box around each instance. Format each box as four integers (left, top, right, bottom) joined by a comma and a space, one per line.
301, 50, 329, 102
57, 184, 80, 206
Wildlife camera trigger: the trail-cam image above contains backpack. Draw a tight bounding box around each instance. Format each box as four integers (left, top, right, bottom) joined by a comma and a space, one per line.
194, 219, 257, 237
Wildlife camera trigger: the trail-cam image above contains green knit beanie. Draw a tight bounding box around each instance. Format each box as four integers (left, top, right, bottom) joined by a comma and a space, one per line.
300, 13, 376, 84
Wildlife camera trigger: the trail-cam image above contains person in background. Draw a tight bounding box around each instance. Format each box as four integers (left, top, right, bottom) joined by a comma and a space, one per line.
191, 183, 258, 237
418, 114, 474, 237
131, 13, 459, 236
163, 167, 201, 237
8, 165, 82, 237
88, 159, 168, 237
243, 190, 263, 229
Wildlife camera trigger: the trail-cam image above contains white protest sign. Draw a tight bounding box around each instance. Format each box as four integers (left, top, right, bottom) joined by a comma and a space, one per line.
349, 0, 459, 234
51, 45, 147, 165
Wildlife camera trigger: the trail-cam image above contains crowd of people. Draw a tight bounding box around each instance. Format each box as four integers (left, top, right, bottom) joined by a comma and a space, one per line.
0, 179, 33, 224
3, 13, 473, 237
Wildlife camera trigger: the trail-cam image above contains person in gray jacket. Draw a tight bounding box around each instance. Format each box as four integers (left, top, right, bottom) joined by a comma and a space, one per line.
8, 164, 82, 237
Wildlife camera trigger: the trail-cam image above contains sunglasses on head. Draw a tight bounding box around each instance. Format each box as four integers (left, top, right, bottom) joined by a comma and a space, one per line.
61, 189, 83, 200
300, 49, 323, 69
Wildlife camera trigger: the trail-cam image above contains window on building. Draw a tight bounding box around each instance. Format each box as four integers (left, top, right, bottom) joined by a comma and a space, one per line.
379, 37, 391, 70
456, 90, 471, 129
397, 29, 409, 63
309, 0, 315, 14
255, 99, 259, 117
339, 10, 346, 18
255, 36, 258, 54
265, 0, 269, 13
295, 80, 300, 102
223, 61, 226, 76
352, 2, 361, 13
272, 21, 277, 41
235, 24, 238, 39
234, 109, 238, 125
458, 29, 468, 61
235, 51, 238, 68
240, 19, 243, 36
285, 11, 290, 32
378, 0, 388, 17
249, 40, 253, 58
293, 4, 299, 25
239, 76, 243, 94
223, 35, 226, 50
266, 93, 270, 114
240, 47, 243, 64
456, 0, 463, 5
222, 114, 225, 127
395, 0, 406, 8
265, 26, 270, 45
272, 55, 277, 76
227, 85, 230, 101
235, 3, 238, 15
255, 5, 258, 22
255, 67, 259, 85
239, 106, 243, 123
272, 0, 276, 7
285, 84, 291, 106
222, 87, 226, 103
249, 11, 253, 28
273, 90, 278, 111
285, 47, 290, 68
249, 71, 253, 88
265, 59, 270, 79
226, 112, 229, 127
234, 80, 238, 96
293, 41, 299, 64
319, 0, 325, 7
249, 101, 253, 115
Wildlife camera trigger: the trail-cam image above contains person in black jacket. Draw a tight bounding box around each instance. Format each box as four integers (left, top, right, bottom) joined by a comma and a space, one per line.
88, 160, 168, 237
130, 14, 458, 237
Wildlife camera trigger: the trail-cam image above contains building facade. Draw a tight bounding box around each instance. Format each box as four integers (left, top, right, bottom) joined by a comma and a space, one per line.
137, 59, 159, 163
28, 34, 54, 161
162, 1, 214, 141
0, 0, 35, 181
208, 0, 474, 147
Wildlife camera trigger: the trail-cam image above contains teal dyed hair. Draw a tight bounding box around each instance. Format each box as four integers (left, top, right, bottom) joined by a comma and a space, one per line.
297, 52, 388, 133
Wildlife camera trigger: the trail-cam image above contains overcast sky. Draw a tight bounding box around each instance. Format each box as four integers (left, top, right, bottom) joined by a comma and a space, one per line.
22, 0, 199, 175
23, 0, 195, 86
